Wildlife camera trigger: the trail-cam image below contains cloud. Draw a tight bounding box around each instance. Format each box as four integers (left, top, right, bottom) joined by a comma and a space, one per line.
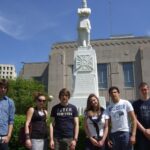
0, 15, 24, 39
0, 14, 60, 40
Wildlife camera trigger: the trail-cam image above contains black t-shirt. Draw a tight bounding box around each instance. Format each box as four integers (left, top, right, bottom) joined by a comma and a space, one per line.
133, 99, 150, 128
51, 103, 78, 139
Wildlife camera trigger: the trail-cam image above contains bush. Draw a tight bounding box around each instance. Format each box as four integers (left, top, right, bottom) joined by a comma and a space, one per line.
9, 115, 86, 150
9, 115, 26, 150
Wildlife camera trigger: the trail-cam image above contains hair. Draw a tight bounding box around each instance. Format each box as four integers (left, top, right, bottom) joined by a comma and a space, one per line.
33, 92, 46, 102
109, 86, 120, 94
0, 79, 9, 93
85, 93, 100, 113
58, 88, 70, 99
138, 82, 149, 89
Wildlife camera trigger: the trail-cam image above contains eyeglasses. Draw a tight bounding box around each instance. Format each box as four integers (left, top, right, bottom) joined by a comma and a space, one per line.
37, 98, 46, 103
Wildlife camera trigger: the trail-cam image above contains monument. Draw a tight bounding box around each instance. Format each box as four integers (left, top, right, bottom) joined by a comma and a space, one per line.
70, 0, 105, 114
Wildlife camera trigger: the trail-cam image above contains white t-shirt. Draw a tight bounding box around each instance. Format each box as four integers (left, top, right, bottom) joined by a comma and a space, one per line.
85, 111, 109, 137
106, 99, 133, 133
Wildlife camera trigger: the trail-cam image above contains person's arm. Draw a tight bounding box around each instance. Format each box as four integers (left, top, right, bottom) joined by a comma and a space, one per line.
128, 111, 137, 145
83, 116, 99, 147
49, 117, 55, 149
136, 118, 145, 132
2, 124, 13, 143
107, 118, 113, 148
70, 117, 79, 150
25, 107, 34, 149
3, 100, 15, 143
73, 117, 79, 141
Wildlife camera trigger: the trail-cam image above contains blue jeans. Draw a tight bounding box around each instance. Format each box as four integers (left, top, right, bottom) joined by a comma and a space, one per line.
110, 131, 132, 150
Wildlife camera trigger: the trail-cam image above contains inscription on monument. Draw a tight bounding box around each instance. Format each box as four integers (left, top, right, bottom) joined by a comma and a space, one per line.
75, 74, 96, 94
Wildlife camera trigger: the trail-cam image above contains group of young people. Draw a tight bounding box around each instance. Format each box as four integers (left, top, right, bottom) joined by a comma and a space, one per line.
0, 78, 150, 150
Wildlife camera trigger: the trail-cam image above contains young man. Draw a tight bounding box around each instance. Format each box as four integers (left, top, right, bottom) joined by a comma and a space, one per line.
106, 86, 137, 150
0, 79, 15, 150
132, 82, 150, 150
49, 88, 79, 150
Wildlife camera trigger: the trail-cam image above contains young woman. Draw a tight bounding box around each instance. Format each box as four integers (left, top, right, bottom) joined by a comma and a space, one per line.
84, 94, 109, 150
25, 92, 48, 150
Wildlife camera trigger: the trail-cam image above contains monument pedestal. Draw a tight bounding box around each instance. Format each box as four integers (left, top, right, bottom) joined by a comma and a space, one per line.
70, 47, 102, 115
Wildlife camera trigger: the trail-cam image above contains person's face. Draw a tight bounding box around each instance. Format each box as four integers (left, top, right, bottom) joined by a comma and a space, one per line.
59, 93, 69, 105
140, 85, 149, 98
36, 96, 46, 108
89, 96, 99, 108
0, 85, 7, 98
109, 89, 120, 102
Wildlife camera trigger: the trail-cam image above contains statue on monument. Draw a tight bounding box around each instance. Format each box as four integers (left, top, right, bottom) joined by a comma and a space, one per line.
77, 0, 91, 48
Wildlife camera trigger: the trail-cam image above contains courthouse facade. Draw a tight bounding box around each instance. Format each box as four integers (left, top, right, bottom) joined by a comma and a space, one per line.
20, 36, 150, 110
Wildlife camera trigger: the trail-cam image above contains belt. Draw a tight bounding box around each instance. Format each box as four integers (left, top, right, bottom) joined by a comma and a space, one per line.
0, 135, 6, 140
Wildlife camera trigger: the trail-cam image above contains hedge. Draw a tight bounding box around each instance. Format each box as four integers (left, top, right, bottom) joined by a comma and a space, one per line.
9, 115, 86, 150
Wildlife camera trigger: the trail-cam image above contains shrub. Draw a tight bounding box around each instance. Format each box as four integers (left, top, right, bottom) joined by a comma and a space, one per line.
9, 115, 86, 150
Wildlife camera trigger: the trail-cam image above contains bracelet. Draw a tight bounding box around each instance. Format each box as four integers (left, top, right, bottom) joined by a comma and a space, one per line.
25, 133, 30, 140
73, 138, 78, 142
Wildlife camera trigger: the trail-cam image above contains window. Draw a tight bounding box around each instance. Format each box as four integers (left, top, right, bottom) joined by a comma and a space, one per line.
123, 62, 134, 87
97, 64, 108, 89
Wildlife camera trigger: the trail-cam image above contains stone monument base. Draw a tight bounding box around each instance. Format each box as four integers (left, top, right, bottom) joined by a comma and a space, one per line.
70, 96, 106, 115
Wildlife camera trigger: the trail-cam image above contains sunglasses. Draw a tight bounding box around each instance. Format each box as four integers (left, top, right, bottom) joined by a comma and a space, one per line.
37, 98, 46, 103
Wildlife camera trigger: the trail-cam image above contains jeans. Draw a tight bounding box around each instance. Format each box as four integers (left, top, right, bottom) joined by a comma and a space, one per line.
54, 138, 73, 150
134, 131, 150, 150
110, 131, 132, 150
85, 138, 105, 150
0, 136, 9, 150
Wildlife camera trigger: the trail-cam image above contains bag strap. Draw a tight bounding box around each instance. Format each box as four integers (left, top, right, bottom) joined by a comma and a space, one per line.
89, 108, 104, 138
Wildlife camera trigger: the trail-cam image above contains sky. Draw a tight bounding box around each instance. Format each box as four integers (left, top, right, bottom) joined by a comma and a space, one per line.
0, 0, 150, 75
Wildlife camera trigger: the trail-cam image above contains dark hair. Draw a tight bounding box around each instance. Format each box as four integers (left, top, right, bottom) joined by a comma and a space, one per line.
58, 88, 70, 99
85, 93, 100, 112
33, 92, 46, 101
0, 79, 9, 93
138, 82, 149, 89
109, 86, 120, 94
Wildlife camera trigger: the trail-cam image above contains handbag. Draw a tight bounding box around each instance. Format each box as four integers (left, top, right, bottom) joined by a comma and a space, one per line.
18, 123, 32, 146
18, 108, 34, 146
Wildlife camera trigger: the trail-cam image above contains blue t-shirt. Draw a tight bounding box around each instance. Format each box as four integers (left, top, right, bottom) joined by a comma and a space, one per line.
51, 103, 78, 138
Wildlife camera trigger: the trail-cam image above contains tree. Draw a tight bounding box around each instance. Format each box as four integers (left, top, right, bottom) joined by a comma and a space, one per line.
7, 78, 47, 114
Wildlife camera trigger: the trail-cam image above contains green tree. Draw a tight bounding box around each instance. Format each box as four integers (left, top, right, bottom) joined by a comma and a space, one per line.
7, 78, 47, 114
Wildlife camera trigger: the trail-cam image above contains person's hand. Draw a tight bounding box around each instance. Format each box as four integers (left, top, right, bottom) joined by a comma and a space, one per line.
144, 129, 150, 140
108, 139, 113, 148
25, 139, 32, 149
69, 139, 77, 150
89, 137, 99, 147
130, 135, 136, 145
49, 139, 55, 149
98, 139, 105, 147
1, 135, 11, 143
